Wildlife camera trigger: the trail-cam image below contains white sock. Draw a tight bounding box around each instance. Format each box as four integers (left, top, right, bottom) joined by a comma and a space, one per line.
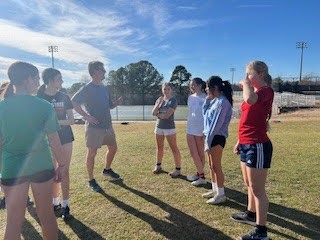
211, 182, 217, 192
217, 187, 225, 196
62, 199, 69, 208
53, 197, 60, 206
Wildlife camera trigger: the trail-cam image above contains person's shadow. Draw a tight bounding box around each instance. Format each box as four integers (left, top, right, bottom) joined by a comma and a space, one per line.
225, 188, 320, 239
103, 180, 232, 240
26, 205, 70, 240
26, 205, 104, 240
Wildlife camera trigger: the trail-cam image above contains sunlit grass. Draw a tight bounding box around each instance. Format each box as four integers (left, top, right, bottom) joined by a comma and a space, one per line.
0, 113, 319, 239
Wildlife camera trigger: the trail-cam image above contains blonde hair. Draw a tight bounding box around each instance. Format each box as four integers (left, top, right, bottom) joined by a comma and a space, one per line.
247, 60, 272, 86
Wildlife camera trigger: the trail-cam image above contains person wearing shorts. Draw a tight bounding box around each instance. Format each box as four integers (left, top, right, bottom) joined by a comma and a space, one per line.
202, 76, 233, 205
151, 82, 182, 178
37, 67, 75, 220
0, 61, 66, 240
72, 61, 122, 192
231, 61, 274, 240
185, 78, 207, 186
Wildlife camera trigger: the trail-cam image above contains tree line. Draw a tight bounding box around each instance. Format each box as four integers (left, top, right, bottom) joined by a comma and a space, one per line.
66, 60, 320, 105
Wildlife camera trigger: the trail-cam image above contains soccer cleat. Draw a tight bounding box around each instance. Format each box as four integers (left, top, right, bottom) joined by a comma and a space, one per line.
187, 173, 199, 182
168, 169, 181, 178
201, 191, 215, 199
206, 194, 227, 204
152, 165, 162, 174
239, 228, 269, 240
88, 179, 102, 192
231, 211, 256, 226
191, 178, 206, 186
102, 168, 121, 180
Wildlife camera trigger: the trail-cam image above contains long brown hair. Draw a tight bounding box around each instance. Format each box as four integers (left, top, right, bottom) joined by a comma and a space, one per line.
4, 61, 38, 98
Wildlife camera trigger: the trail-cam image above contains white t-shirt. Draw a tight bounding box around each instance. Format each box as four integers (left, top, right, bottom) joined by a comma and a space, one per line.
186, 93, 206, 136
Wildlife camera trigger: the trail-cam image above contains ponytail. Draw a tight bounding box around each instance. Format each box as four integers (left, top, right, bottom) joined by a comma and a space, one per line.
3, 82, 14, 98
264, 74, 272, 87
222, 80, 233, 107
37, 84, 47, 95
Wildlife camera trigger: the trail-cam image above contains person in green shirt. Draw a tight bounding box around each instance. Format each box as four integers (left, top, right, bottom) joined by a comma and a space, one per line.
0, 61, 66, 240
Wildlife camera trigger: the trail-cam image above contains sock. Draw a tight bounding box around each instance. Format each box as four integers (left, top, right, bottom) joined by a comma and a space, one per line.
62, 199, 69, 208
217, 187, 225, 196
175, 167, 181, 171
256, 225, 267, 233
212, 182, 217, 192
198, 173, 205, 179
156, 162, 161, 166
53, 197, 60, 206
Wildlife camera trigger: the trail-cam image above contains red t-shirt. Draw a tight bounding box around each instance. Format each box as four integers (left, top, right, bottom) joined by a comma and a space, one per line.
238, 86, 274, 144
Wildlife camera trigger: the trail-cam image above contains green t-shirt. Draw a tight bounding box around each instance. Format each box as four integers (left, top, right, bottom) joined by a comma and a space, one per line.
0, 95, 60, 180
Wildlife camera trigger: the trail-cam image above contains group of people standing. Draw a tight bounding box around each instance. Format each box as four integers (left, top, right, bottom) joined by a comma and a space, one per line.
151, 60, 274, 240
0, 59, 274, 240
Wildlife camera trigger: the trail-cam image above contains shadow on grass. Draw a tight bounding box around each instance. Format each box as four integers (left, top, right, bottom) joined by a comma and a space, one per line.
154, 171, 212, 190
64, 216, 106, 240
102, 181, 232, 240
225, 188, 320, 239
26, 205, 72, 240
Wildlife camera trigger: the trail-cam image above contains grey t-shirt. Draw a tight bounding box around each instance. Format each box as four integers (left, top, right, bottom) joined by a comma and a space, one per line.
71, 82, 113, 129
156, 96, 177, 129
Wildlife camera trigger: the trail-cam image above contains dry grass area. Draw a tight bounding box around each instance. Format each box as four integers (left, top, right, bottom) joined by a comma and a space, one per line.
273, 107, 320, 122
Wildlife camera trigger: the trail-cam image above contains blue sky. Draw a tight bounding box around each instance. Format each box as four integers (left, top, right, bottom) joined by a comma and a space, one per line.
0, 0, 319, 87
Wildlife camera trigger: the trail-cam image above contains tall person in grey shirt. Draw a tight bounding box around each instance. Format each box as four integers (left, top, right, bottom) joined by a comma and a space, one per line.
72, 61, 122, 192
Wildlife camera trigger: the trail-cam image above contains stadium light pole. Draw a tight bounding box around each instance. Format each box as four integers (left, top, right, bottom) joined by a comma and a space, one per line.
230, 67, 236, 85
296, 41, 307, 82
48, 45, 58, 68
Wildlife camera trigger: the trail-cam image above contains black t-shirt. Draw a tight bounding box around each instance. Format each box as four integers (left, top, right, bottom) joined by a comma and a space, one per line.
37, 91, 74, 144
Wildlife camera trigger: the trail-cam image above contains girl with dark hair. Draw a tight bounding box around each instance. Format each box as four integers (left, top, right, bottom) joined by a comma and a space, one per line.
186, 78, 207, 186
201, 76, 233, 204
37, 68, 74, 220
0, 61, 65, 239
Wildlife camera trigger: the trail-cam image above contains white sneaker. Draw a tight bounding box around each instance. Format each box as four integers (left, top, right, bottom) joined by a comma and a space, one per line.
201, 191, 215, 199
187, 174, 198, 182
206, 194, 227, 205
191, 178, 206, 186
168, 169, 181, 178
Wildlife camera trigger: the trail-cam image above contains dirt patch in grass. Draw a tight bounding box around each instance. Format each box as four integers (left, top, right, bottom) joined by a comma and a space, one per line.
273, 107, 320, 121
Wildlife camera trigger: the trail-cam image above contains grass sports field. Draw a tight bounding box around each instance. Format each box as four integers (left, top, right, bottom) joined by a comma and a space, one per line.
0, 108, 319, 239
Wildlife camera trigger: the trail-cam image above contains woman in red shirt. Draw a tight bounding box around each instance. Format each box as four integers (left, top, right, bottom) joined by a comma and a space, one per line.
231, 61, 274, 240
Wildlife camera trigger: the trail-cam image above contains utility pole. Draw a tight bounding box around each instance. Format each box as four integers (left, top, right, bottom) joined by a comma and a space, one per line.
296, 41, 307, 82
230, 67, 236, 85
48, 46, 58, 68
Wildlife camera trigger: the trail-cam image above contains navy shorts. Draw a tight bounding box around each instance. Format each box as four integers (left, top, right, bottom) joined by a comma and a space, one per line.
211, 135, 226, 148
239, 141, 273, 169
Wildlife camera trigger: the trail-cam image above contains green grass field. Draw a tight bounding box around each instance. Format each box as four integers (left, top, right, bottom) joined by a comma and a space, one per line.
0, 116, 320, 239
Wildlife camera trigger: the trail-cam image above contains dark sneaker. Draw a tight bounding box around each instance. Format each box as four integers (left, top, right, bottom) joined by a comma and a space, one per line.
53, 204, 62, 217
88, 179, 102, 192
0, 197, 5, 209
231, 211, 256, 226
61, 206, 72, 221
239, 228, 269, 240
27, 196, 34, 207
102, 168, 121, 180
